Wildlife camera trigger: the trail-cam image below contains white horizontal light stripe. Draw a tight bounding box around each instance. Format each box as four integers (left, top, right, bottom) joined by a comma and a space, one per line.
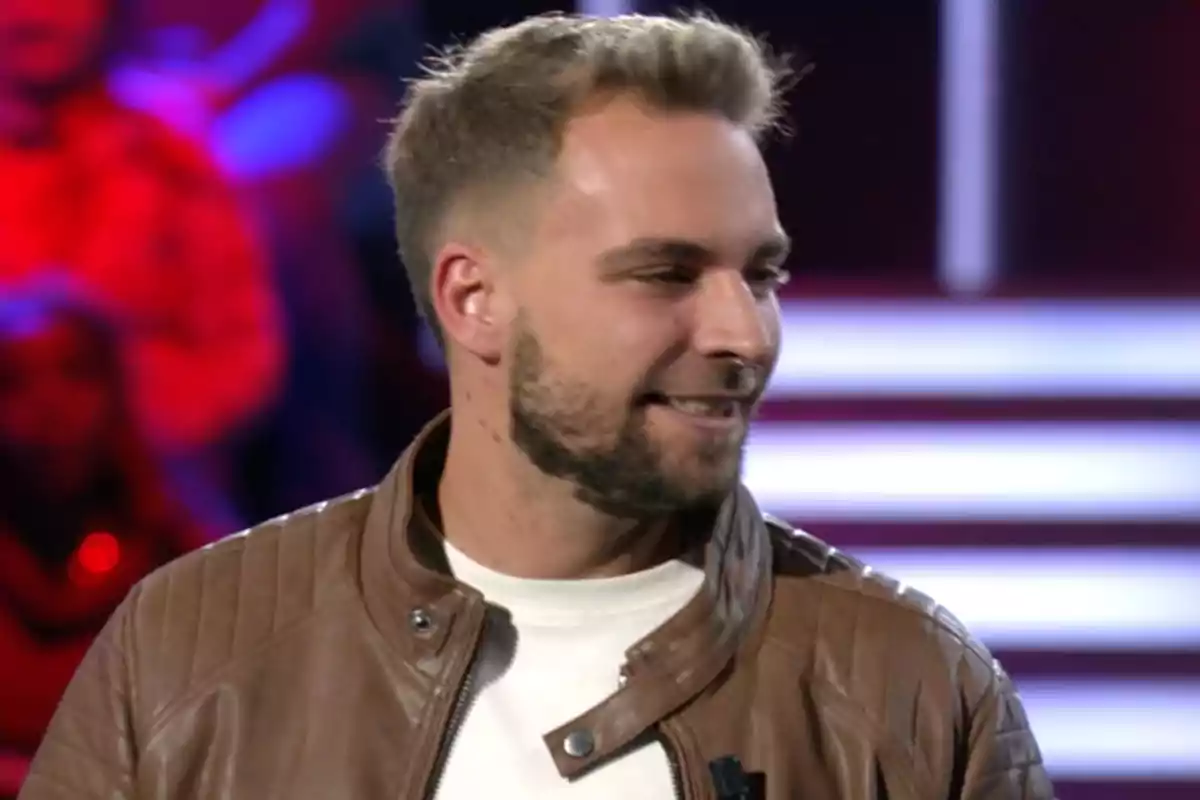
745, 423, 1200, 521
1017, 681, 1200, 778
846, 547, 1200, 649
771, 301, 1200, 397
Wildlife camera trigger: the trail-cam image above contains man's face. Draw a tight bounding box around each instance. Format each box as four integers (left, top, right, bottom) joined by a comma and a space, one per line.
0, 318, 118, 495
0, 0, 110, 93
504, 97, 788, 518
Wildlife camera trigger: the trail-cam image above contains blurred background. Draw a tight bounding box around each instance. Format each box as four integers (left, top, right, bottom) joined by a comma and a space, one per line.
0, 0, 1197, 796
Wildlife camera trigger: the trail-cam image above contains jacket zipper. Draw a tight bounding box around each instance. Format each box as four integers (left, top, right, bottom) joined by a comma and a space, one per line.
624, 659, 686, 800
423, 614, 488, 799
660, 730, 686, 800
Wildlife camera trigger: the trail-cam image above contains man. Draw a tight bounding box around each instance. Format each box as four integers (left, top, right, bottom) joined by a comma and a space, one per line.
0, 284, 203, 777
20, 12, 1054, 800
0, 0, 284, 461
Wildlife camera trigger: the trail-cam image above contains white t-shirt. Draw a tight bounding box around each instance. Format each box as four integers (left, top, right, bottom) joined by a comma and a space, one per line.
430, 538, 705, 800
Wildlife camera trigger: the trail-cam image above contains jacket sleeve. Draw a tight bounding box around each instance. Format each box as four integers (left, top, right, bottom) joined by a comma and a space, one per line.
17, 587, 142, 799
959, 660, 1056, 799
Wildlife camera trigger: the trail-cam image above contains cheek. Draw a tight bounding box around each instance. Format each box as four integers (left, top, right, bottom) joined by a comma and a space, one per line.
518, 273, 684, 389
583, 311, 676, 391
526, 322, 649, 415
758, 299, 784, 362
768, 314, 783, 353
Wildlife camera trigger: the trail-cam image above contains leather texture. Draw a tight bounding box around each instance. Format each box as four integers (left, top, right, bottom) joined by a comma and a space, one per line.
20, 414, 1055, 799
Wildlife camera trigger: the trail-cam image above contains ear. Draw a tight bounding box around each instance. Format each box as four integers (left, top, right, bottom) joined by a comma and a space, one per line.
429, 241, 508, 362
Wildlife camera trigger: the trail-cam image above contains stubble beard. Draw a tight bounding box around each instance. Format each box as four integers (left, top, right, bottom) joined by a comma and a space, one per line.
507, 320, 744, 520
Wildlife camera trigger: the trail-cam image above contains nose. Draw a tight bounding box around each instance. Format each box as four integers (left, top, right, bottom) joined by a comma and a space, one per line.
690, 270, 776, 364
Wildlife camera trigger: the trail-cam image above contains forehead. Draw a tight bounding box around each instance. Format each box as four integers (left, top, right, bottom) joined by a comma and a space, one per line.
536, 98, 781, 257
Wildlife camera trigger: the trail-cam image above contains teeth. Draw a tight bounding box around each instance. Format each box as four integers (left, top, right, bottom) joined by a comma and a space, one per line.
667, 398, 734, 417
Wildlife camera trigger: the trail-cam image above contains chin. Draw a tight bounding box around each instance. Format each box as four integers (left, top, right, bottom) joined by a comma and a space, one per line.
666, 462, 741, 502
659, 435, 744, 475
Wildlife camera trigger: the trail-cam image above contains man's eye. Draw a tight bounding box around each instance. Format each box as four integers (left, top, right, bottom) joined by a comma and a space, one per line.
636, 267, 695, 285
742, 266, 787, 291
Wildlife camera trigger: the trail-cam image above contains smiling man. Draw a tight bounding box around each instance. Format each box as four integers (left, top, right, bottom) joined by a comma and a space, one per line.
21, 12, 1053, 800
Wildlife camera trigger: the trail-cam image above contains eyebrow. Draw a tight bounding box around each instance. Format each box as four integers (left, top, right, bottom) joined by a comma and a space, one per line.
597, 233, 792, 271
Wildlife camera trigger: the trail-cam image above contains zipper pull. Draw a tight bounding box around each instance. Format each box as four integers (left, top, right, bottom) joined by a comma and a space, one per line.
709, 756, 756, 800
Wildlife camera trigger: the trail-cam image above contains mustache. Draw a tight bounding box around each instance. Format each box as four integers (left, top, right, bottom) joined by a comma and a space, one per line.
641, 362, 765, 401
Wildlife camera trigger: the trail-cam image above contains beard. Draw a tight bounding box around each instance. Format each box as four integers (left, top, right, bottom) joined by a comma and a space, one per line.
507, 317, 748, 520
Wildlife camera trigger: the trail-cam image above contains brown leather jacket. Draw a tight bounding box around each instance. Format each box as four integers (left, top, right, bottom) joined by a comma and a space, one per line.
20, 417, 1054, 799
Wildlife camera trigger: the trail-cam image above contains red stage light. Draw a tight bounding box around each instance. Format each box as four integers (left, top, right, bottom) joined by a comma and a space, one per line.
75, 532, 121, 576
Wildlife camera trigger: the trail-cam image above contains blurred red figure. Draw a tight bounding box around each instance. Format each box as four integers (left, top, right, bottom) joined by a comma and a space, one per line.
0, 285, 203, 792
0, 0, 285, 455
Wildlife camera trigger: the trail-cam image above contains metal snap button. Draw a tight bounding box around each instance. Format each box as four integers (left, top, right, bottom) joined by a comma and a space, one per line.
562, 729, 595, 758
408, 607, 435, 634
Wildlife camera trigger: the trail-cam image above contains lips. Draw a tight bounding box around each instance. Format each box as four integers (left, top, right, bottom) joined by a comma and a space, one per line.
641, 392, 748, 419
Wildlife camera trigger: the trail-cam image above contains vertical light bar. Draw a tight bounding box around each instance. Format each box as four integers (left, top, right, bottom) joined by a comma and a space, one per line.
939, 0, 1000, 295
577, 0, 635, 16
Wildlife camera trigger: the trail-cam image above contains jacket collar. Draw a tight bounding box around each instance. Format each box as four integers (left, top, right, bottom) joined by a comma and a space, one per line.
359, 410, 774, 778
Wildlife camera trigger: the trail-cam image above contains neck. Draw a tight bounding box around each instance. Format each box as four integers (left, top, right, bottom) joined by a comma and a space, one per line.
437, 404, 681, 581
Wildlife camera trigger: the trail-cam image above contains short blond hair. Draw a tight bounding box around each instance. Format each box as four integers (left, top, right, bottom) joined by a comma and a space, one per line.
382, 12, 796, 338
